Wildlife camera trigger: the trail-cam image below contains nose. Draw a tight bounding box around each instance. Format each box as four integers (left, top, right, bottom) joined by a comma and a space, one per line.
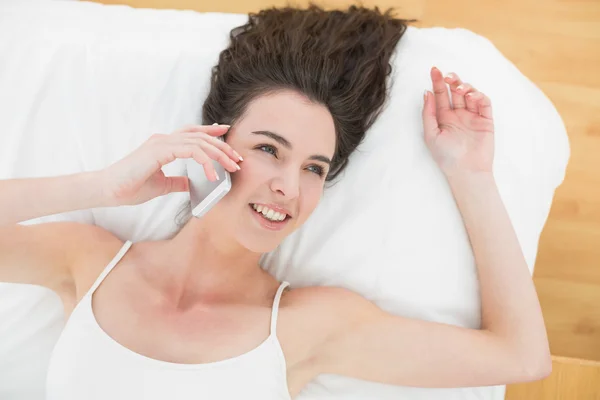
270, 166, 300, 200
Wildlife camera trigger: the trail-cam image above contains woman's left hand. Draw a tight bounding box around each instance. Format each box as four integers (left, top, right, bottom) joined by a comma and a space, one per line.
422, 67, 495, 178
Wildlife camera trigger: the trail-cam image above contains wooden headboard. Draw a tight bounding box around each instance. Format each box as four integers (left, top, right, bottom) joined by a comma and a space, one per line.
90, 0, 423, 19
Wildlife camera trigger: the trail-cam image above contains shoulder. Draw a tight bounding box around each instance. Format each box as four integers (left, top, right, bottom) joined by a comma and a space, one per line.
283, 285, 379, 319
64, 222, 124, 255
56, 222, 125, 304
277, 285, 383, 365
50, 221, 124, 266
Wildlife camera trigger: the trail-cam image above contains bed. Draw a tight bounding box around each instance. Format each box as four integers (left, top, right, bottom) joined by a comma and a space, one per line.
0, 1, 569, 399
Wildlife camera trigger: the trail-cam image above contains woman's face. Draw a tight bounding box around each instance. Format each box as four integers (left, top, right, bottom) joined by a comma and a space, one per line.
214, 90, 336, 253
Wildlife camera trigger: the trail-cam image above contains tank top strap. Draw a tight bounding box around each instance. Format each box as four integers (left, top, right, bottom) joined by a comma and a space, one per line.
84, 240, 133, 298
270, 281, 290, 336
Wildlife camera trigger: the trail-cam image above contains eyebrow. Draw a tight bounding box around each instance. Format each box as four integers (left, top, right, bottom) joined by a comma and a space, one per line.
251, 130, 332, 165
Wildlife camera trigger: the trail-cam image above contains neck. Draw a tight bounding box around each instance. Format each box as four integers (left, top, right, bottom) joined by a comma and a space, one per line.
140, 215, 270, 307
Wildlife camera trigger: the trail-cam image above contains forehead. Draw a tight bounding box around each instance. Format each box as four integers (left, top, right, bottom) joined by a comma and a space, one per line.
236, 90, 336, 157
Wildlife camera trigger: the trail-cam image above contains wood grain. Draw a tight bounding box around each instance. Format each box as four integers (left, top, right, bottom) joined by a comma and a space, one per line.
92, 0, 423, 18
505, 356, 600, 400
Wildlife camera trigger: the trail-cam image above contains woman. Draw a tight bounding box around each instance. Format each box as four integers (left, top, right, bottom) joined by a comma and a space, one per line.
0, 5, 550, 399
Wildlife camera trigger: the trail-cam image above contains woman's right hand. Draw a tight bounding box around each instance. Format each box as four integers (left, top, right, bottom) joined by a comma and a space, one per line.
99, 124, 242, 206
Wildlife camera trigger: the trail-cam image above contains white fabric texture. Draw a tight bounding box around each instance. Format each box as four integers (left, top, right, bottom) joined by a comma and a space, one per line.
0, 1, 569, 400
47, 240, 291, 400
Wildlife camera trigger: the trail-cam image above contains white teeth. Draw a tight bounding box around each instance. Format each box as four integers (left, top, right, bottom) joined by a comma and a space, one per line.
251, 204, 287, 222
276, 212, 286, 221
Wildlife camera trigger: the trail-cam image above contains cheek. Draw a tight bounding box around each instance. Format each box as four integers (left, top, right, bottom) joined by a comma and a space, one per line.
229, 157, 271, 193
298, 178, 324, 217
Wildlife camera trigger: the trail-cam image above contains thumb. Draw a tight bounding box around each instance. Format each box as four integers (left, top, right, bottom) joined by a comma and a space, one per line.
165, 176, 190, 194
422, 90, 439, 140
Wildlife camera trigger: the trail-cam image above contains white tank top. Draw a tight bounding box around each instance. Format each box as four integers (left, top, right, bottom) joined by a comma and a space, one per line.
46, 240, 292, 399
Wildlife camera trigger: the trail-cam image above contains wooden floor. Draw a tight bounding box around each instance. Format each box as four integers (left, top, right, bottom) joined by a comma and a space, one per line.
93, 0, 600, 395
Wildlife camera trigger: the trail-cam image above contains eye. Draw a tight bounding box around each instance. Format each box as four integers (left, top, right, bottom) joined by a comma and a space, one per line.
256, 144, 278, 157
307, 165, 325, 177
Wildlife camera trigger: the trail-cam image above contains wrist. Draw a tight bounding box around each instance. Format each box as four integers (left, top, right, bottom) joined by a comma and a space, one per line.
445, 171, 497, 193
82, 170, 115, 208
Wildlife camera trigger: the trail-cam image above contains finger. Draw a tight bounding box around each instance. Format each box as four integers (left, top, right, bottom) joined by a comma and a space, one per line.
173, 124, 229, 134
202, 163, 220, 182
475, 92, 493, 119
173, 124, 230, 136
171, 145, 220, 182
422, 90, 440, 141
464, 90, 481, 114
164, 176, 190, 193
430, 66, 452, 115
457, 83, 476, 111
182, 132, 243, 163
445, 73, 467, 110
443, 72, 460, 85
175, 137, 239, 172
196, 141, 241, 173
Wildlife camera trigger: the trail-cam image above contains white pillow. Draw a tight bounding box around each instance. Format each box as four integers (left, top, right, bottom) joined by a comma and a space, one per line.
0, 2, 568, 400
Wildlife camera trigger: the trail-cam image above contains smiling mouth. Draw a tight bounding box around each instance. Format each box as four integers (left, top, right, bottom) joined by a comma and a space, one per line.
249, 203, 291, 223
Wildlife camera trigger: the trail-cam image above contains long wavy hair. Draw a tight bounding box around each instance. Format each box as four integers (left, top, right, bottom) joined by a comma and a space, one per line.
202, 4, 412, 181
177, 5, 413, 226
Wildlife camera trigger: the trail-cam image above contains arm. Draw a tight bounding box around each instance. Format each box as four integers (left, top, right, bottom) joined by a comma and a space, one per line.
447, 173, 550, 370
0, 124, 239, 292
316, 177, 550, 387
0, 172, 107, 226
0, 172, 119, 292
314, 67, 551, 387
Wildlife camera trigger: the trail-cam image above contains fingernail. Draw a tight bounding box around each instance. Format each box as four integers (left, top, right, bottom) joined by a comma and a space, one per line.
446, 73, 455, 80
213, 122, 218, 126
215, 172, 220, 181
235, 163, 241, 171
234, 151, 243, 161
423, 90, 428, 102
456, 84, 464, 92
220, 124, 231, 128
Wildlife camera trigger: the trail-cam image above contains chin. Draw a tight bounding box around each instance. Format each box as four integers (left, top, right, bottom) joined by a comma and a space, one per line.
231, 201, 299, 253
236, 231, 284, 254
213, 198, 301, 253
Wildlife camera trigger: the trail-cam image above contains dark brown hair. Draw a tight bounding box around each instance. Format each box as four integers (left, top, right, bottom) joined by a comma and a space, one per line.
202, 4, 412, 181
176, 5, 412, 226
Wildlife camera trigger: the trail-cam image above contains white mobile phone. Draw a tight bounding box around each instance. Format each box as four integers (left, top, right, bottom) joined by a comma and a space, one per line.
185, 148, 232, 219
